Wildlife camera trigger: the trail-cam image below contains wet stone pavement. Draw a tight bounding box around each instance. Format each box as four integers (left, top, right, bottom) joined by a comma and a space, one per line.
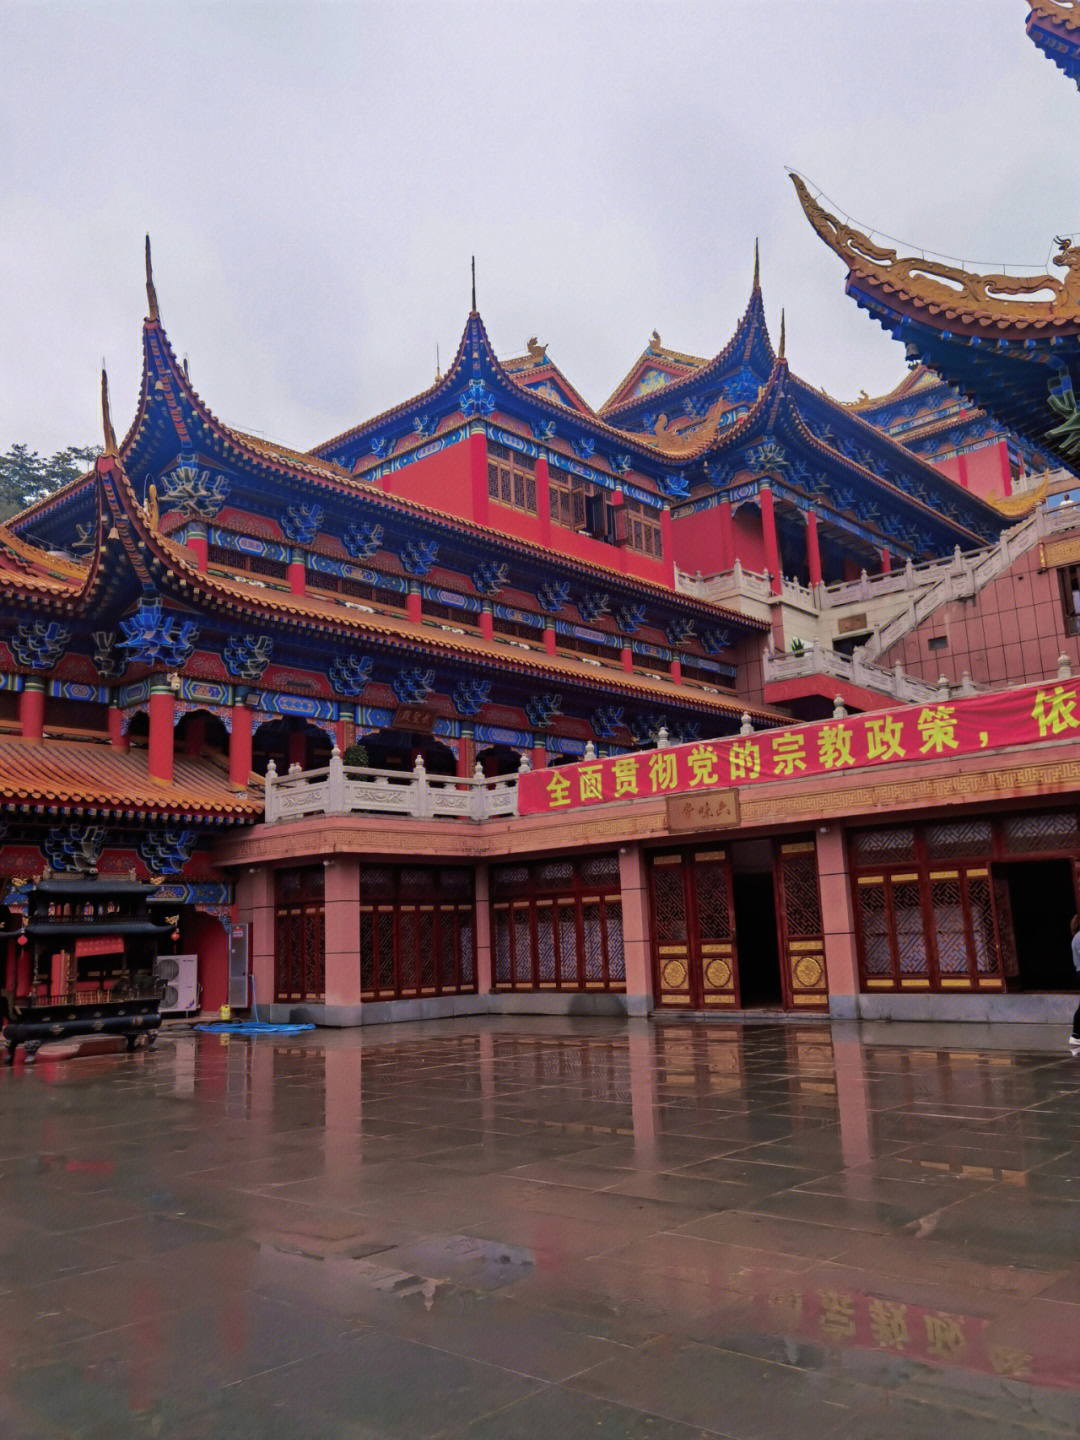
1, 1017, 1079, 1439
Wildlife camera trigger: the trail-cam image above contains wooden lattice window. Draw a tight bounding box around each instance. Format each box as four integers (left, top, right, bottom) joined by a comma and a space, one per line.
274, 865, 325, 1003
549, 470, 596, 530
1058, 565, 1080, 635
490, 854, 624, 992
624, 498, 663, 558
357, 865, 476, 1000
487, 443, 537, 514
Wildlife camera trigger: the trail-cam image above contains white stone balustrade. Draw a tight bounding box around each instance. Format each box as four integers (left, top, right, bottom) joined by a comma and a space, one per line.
264, 748, 522, 824
677, 500, 1080, 665
762, 643, 959, 703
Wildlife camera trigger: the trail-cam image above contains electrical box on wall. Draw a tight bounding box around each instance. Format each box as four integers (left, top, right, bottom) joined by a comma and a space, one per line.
228, 924, 250, 1009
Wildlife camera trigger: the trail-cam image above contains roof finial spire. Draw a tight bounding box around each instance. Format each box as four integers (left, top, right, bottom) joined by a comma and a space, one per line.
471, 255, 477, 313
101, 366, 119, 457
145, 235, 159, 322
435, 342, 441, 383
778, 308, 786, 360
753, 237, 760, 291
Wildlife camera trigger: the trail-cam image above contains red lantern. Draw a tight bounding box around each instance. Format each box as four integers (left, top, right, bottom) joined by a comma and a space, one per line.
171, 930, 180, 943
17, 934, 27, 947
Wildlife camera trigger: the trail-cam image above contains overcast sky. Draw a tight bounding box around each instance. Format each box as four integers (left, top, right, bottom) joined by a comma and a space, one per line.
3, 1, 1077, 455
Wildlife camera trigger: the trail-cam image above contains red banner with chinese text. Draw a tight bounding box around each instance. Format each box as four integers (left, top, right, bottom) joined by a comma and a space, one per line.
517, 679, 1080, 816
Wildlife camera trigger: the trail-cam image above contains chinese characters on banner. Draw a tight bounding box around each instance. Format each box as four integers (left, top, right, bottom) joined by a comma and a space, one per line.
517, 679, 1080, 816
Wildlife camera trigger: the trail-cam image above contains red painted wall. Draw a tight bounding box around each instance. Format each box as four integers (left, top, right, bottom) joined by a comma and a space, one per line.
732, 507, 768, 572
179, 910, 229, 1014
379, 443, 475, 516
931, 441, 1011, 501
379, 446, 669, 584
671, 506, 723, 577
880, 540, 1079, 688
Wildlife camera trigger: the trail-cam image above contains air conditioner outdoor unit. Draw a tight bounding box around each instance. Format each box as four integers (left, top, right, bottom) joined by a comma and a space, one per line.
154, 953, 200, 1015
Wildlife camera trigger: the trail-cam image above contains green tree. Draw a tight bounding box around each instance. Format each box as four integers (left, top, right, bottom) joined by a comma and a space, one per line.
0, 444, 100, 521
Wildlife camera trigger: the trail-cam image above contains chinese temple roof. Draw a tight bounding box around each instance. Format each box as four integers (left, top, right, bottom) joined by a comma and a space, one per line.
98, 454, 781, 727
0, 737, 261, 819
1027, 1, 1080, 86
600, 333, 711, 414
502, 340, 596, 415
791, 173, 1080, 472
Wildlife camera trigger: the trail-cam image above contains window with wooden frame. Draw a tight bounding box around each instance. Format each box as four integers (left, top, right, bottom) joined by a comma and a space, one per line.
624, 498, 663, 559
549, 470, 595, 530
487, 442, 537, 514
490, 854, 625, 992
1058, 565, 1080, 636
357, 865, 476, 1000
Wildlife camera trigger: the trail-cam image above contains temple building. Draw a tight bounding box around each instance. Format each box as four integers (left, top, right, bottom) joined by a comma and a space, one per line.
4, 232, 1080, 1038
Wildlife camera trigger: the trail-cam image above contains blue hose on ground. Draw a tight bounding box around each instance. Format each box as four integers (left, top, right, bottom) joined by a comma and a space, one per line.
193, 975, 315, 1035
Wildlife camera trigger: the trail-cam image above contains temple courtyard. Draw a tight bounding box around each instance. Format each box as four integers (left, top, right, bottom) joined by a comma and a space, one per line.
1, 1016, 1079, 1438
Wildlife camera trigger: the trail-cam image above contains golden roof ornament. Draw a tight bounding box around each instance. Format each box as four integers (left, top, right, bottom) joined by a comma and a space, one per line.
145, 235, 160, 322
778, 308, 786, 360
526, 336, 548, 364
753, 237, 760, 290
101, 367, 118, 457
790, 173, 1080, 324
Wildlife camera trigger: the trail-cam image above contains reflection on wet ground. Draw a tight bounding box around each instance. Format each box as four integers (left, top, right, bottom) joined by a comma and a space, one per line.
1, 1016, 1079, 1437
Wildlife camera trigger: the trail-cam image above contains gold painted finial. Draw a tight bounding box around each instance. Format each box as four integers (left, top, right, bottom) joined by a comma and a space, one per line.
753, 238, 760, 290
101, 367, 118, 456
778, 309, 786, 359
145, 235, 159, 322
471, 255, 477, 312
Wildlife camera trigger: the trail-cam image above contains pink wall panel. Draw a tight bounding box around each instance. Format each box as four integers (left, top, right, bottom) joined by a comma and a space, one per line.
879, 545, 1080, 688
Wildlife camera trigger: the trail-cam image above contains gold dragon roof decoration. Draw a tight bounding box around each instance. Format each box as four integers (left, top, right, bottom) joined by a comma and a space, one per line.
790, 174, 1080, 330
1030, 0, 1080, 31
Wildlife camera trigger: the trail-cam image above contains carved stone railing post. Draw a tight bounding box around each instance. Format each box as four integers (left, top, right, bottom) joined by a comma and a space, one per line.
264, 757, 278, 823
413, 754, 428, 818
326, 745, 345, 815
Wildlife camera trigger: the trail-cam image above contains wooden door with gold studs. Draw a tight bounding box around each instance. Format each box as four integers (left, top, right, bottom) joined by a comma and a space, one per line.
774, 839, 829, 1010
649, 849, 739, 1008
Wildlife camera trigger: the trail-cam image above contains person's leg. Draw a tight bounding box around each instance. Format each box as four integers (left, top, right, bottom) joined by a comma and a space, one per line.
1071, 995, 1080, 1042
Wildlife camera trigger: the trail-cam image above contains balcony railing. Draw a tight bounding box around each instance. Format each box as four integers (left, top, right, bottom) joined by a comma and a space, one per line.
264, 750, 522, 824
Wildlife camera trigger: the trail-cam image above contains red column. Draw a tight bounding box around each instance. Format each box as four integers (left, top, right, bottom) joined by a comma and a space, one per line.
806, 509, 823, 588
287, 551, 306, 596
187, 522, 209, 573
287, 727, 307, 769
719, 498, 735, 571
531, 741, 547, 770
148, 682, 175, 784
183, 713, 206, 756
108, 704, 129, 751
670, 657, 683, 684
536, 454, 552, 545
760, 486, 782, 595
229, 702, 253, 789
620, 643, 633, 672
324, 857, 362, 1013
880, 547, 892, 575
469, 425, 489, 525
998, 439, 1013, 498
456, 733, 476, 779
659, 505, 675, 582
406, 585, 423, 623
543, 624, 557, 656
19, 680, 45, 742
479, 602, 494, 641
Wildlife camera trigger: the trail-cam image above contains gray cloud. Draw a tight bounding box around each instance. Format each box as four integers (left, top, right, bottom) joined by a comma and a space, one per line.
3, 0, 1075, 453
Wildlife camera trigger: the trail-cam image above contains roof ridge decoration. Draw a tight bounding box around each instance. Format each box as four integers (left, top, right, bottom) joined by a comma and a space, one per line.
600, 252, 774, 419
1030, 0, 1080, 31
145, 235, 159, 323
101, 367, 119, 457
791, 173, 1080, 326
